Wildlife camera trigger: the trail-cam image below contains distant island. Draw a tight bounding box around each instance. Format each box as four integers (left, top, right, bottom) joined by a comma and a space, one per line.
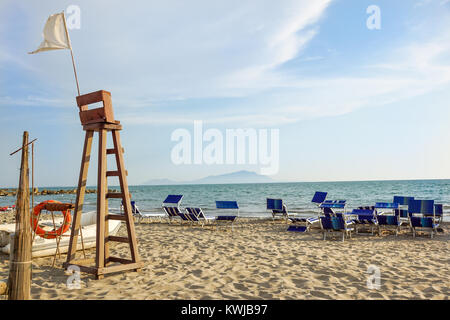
143, 170, 274, 185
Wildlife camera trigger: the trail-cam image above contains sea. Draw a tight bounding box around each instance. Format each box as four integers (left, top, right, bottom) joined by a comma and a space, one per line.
1, 179, 450, 221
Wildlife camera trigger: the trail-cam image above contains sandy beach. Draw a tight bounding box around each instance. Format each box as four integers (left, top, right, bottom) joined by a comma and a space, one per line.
0, 212, 449, 300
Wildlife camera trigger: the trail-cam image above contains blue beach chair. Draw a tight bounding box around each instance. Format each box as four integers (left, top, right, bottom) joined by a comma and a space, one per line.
121, 200, 159, 223
408, 199, 434, 217
185, 207, 215, 227
393, 196, 414, 207
266, 198, 289, 221
319, 200, 347, 217
162, 194, 184, 224
215, 201, 239, 231
349, 208, 378, 235
375, 202, 401, 236
319, 215, 355, 242
376, 215, 401, 236
286, 192, 326, 232
393, 196, 414, 222
121, 200, 141, 216
408, 200, 440, 238
375, 202, 399, 210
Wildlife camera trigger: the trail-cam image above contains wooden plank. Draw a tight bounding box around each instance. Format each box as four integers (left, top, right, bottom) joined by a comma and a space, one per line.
106, 236, 129, 243
96, 129, 107, 271
106, 192, 124, 199
107, 256, 133, 264
112, 130, 141, 265
101, 91, 115, 123
102, 262, 143, 275
63, 258, 95, 267
106, 170, 127, 177
66, 130, 93, 264
107, 214, 127, 221
76, 90, 110, 108
8, 131, 32, 300
82, 122, 122, 131
66, 264, 98, 275
107, 147, 124, 154
79, 108, 107, 125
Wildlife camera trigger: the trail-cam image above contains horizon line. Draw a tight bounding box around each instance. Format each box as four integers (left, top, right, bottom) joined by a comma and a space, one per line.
1, 177, 450, 189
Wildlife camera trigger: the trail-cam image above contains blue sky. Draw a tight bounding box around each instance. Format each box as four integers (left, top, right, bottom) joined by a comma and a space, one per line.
1, 0, 450, 187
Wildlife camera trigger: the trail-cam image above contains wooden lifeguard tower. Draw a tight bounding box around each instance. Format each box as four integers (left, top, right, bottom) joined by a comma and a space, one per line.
64, 90, 142, 279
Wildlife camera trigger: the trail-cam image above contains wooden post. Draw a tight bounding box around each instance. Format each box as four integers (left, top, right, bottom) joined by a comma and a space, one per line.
8, 131, 32, 300
31, 142, 34, 212
65, 130, 93, 262
96, 129, 107, 278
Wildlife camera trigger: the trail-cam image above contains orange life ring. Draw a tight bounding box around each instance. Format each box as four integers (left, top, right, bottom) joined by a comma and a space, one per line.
31, 200, 72, 239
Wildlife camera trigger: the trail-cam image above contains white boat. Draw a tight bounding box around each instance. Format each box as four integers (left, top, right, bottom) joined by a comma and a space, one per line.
0, 211, 122, 258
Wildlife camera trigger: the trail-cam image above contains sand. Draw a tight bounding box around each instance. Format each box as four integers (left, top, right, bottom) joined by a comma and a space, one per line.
0, 212, 449, 300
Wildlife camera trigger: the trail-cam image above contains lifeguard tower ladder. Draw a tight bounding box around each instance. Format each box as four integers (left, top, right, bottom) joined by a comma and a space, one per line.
64, 90, 142, 279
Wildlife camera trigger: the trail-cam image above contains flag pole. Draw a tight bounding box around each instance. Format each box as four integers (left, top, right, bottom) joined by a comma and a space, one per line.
62, 11, 80, 96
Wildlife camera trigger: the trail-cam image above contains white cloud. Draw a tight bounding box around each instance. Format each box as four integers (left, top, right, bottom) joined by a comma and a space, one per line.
0, 49, 38, 72
2, 0, 450, 128
121, 30, 450, 127
0, 95, 71, 108
414, 0, 433, 8
2, 0, 332, 99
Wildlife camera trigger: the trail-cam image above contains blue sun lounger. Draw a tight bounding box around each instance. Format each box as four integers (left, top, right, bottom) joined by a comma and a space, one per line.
318, 198, 353, 241
319, 215, 354, 242
285, 192, 327, 232
121, 200, 141, 215
185, 207, 215, 227
319, 200, 347, 217
393, 196, 414, 224
348, 208, 378, 235
215, 201, 239, 231
376, 215, 401, 236
121, 200, 158, 223
162, 194, 184, 224
375, 202, 399, 210
374, 202, 401, 235
408, 199, 441, 238
266, 198, 288, 221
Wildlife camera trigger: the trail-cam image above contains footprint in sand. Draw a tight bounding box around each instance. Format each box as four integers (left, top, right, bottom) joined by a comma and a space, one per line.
191, 269, 202, 277
309, 290, 332, 299
257, 291, 274, 299
233, 283, 247, 291
291, 278, 308, 288
257, 281, 271, 289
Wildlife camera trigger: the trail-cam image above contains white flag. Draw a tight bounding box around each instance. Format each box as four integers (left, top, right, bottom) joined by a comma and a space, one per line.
29, 13, 71, 54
